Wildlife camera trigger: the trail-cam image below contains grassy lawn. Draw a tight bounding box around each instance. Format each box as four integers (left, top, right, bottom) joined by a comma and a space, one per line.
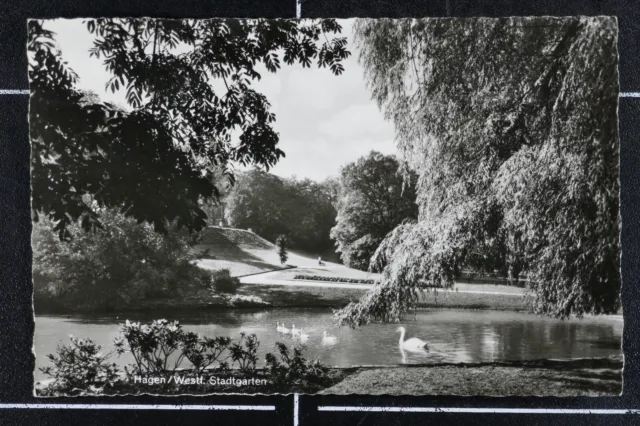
322, 357, 622, 396
416, 288, 527, 311
237, 284, 367, 307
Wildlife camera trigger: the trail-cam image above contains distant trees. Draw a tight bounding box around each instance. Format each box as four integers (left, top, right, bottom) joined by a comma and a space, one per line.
336, 17, 620, 327
224, 170, 290, 238
330, 151, 418, 270
28, 18, 350, 239
225, 169, 338, 255
276, 235, 289, 265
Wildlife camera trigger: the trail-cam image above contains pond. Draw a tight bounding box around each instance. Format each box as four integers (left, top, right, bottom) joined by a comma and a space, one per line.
33, 308, 622, 383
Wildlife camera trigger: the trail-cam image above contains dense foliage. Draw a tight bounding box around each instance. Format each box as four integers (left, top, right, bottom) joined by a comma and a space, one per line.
265, 342, 330, 387
336, 17, 620, 326
225, 169, 339, 254
113, 320, 258, 375
210, 269, 240, 294
28, 18, 350, 239
32, 208, 212, 311
115, 319, 188, 374
330, 151, 418, 270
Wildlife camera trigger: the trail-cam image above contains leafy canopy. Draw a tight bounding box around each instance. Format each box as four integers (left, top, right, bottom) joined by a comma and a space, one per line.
336, 17, 620, 326
330, 151, 418, 270
28, 18, 350, 239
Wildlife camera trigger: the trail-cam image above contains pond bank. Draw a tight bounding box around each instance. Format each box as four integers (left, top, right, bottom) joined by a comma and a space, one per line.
322, 356, 623, 396
35, 282, 530, 314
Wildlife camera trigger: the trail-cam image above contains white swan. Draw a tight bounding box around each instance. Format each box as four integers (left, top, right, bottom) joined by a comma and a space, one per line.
276, 322, 285, 333
397, 327, 429, 351
322, 331, 337, 345
280, 324, 291, 335
298, 329, 310, 342
291, 324, 301, 337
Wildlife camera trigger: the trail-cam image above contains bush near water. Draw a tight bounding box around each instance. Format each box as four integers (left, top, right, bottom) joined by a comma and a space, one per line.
38, 319, 335, 396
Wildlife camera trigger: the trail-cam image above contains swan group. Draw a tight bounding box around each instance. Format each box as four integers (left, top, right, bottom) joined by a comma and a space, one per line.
275, 322, 337, 346
276, 322, 310, 342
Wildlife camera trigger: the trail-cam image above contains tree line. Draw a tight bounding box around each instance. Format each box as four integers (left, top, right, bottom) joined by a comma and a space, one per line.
221, 169, 340, 258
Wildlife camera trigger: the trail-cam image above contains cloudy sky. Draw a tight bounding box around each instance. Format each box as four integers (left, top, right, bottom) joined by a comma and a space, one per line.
43, 19, 397, 182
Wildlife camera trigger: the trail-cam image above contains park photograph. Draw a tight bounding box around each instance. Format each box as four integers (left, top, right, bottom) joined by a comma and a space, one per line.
28, 16, 622, 397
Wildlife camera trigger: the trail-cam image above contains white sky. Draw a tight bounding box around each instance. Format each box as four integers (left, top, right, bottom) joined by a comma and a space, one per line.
43, 19, 397, 182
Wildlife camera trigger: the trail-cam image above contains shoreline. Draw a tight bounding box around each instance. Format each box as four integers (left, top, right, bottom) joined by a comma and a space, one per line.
34, 281, 532, 316
33, 302, 530, 317
35, 355, 623, 397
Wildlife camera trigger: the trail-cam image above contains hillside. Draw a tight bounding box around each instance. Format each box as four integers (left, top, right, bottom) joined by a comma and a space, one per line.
193, 226, 378, 280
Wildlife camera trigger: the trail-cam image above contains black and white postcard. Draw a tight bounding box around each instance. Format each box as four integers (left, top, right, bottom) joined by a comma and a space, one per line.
29, 17, 622, 397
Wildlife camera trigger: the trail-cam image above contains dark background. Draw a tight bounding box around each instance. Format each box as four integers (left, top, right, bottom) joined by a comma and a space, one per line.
1, 0, 638, 424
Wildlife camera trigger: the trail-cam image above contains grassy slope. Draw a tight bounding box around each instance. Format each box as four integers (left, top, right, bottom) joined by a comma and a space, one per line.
193, 226, 377, 279
193, 227, 281, 276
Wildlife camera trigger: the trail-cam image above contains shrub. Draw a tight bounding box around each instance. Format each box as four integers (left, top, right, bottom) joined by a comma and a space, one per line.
39, 336, 119, 394
114, 319, 257, 375
180, 332, 232, 374
228, 332, 259, 371
211, 269, 240, 294
275, 234, 289, 265
114, 319, 186, 375
265, 342, 329, 386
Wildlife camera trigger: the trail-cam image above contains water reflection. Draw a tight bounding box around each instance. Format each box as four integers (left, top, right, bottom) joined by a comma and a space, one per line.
34, 308, 622, 382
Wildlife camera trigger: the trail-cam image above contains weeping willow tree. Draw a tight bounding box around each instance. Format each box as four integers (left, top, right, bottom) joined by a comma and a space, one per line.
336, 17, 620, 327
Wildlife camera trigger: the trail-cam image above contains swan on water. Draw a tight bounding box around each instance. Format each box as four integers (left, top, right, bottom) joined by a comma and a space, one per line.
280, 324, 291, 334
298, 329, 310, 342
322, 331, 337, 345
397, 326, 429, 351
276, 322, 285, 333
291, 324, 301, 336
